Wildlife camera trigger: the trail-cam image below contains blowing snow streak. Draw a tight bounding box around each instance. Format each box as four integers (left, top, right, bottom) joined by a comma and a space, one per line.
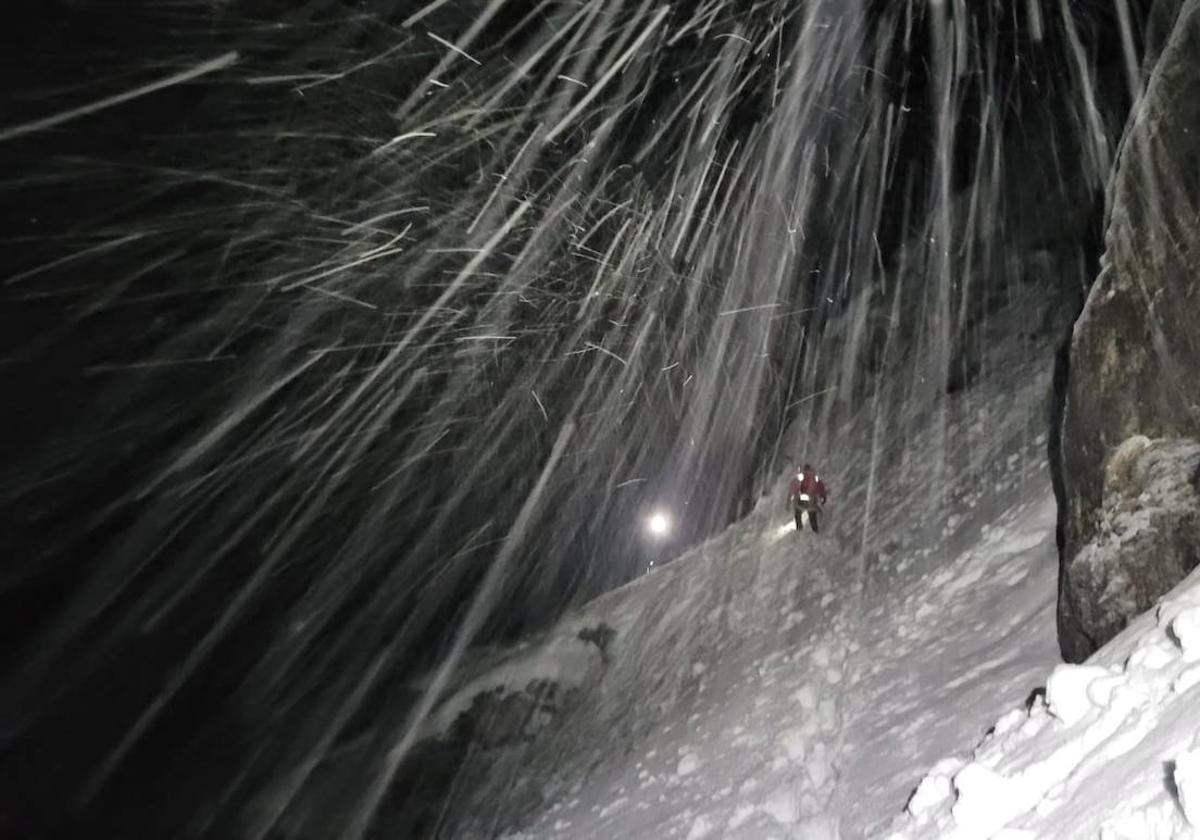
0, 0, 1146, 837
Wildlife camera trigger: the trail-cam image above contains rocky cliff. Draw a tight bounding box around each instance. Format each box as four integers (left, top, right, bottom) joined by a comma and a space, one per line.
1057, 0, 1200, 661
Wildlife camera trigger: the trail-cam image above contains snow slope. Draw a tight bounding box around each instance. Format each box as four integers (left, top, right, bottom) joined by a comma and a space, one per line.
424, 310, 1071, 835
448, 484, 1061, 839
886, 567, 1200, 839
426, 299, 1197, 838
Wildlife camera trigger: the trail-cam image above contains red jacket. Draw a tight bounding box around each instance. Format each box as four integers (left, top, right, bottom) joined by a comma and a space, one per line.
789, 469, 828, 505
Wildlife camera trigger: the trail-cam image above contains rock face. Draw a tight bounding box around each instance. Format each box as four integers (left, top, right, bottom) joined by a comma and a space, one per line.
1061, 438, 1200, 657
449, 678, 578, 749
1057, 0, 1200, 662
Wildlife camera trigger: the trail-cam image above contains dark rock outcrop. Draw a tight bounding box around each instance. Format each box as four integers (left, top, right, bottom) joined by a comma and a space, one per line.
1057, 0, 1200, 660
1060, 438, 1200, 656
450, 678, 576, 749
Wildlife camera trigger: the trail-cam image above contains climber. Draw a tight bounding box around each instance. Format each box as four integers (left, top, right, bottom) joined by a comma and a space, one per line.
788, 463, 828, 533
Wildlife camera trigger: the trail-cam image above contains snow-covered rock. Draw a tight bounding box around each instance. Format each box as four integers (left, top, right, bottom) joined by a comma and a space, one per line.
1056, 0, 1200, 661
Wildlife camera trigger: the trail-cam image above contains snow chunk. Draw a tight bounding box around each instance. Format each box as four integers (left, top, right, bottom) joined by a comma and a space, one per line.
951, 762, 1019, 834
1174, 748, 1200, 828
1045, 663, 1111, 725
1126, 638, 1176, 671
1171, 607, 1200, 662
906, 758, 963, 819
992, 708, 1028, 739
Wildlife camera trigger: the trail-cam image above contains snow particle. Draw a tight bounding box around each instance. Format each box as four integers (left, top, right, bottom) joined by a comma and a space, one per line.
597, 796, 628, 818
677, 753, 701, 776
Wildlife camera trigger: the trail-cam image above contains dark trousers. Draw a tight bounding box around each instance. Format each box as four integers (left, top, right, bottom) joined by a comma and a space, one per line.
794, 503, 820, 533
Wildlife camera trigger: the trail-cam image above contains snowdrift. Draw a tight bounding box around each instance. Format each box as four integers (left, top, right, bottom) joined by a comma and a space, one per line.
890, 563, 1200, 839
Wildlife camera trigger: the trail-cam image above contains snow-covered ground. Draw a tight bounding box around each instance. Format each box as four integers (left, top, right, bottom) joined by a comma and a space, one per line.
448, 486, 1061, 839
888, 570, 1200, 840
426, 320, 1198, 838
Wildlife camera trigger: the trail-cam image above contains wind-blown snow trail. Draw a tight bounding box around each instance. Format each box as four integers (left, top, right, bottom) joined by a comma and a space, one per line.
433, 332, 1067, 838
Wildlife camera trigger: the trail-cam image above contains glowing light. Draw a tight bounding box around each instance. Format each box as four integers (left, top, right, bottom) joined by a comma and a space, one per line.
647, 511, 671, 537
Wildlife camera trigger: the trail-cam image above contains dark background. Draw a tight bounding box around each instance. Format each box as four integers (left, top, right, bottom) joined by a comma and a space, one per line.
0, 0, 1150, 836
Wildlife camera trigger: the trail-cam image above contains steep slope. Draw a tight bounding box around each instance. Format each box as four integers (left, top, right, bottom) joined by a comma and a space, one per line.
416, 301, 1066, 838
888, 566, 1200, 839
1057, 0, 1200, 661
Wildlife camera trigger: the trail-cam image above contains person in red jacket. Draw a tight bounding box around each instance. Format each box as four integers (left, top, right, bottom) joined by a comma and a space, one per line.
788, 463, 828, 533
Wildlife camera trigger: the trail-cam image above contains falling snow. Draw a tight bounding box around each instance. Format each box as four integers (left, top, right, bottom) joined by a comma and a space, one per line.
0, 1, 1181, 838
